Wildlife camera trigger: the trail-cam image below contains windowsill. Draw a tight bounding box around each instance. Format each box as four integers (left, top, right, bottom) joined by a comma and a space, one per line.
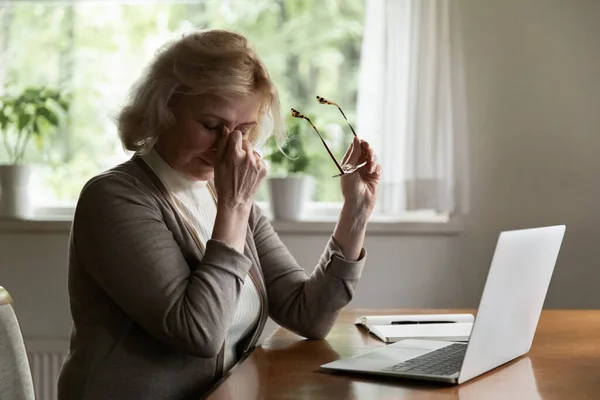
0, 213, 463, 235
0, 215, 73, 233
271, 216, 463, 235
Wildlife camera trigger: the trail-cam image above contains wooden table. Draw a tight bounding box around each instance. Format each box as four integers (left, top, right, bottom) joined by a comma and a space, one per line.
206, 309, 600, 399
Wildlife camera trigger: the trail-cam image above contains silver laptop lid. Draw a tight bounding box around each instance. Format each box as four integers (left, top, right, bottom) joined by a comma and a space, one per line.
458, 225, 565, 384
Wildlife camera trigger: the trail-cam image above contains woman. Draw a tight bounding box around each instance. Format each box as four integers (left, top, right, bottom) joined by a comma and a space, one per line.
58, 29, 381, 400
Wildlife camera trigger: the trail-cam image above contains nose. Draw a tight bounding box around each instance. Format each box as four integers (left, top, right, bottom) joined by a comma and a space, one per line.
211, 125, 232, 152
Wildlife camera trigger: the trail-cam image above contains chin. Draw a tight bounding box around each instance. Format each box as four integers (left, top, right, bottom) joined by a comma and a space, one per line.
191, 170, 214, 181
180, 158, 211, 181
193, 166, 215, 181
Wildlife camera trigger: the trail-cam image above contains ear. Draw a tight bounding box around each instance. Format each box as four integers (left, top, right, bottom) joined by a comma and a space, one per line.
165, 93, 185, 125
166, 92, 178, 109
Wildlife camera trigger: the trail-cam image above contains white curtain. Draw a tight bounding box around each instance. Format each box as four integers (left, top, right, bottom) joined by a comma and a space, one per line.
356, 0, 469, 215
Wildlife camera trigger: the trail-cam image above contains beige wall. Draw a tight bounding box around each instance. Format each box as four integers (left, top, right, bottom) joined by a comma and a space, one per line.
1, 0, 600, 345
458, 0, 600, 308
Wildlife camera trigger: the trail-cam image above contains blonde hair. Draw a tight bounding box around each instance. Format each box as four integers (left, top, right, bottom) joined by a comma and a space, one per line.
117, 29, 284, 154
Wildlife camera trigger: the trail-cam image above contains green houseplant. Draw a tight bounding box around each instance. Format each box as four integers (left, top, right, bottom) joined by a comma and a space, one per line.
264, 113, 317, 220
0, 87, 69, 218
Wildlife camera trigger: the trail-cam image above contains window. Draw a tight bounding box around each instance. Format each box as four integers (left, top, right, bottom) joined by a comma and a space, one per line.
1, 0, 468, 223
0, 0, 365, 212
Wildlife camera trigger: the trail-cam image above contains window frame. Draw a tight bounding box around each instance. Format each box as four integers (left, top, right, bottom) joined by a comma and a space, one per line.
1, 0, 465, 229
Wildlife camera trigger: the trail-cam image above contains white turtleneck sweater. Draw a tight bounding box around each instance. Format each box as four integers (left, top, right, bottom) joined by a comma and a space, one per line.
141, 149, 261, 371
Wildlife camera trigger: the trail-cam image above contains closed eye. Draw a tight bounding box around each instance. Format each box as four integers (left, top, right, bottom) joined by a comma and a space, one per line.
201, 123, 222, 132
200, 121, 254, 135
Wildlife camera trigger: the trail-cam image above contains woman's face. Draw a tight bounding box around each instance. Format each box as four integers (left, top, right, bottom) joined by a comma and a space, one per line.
156, 92, 263, 181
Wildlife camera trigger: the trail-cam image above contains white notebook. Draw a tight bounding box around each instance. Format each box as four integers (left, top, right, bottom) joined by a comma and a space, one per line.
354, 313, 474, 343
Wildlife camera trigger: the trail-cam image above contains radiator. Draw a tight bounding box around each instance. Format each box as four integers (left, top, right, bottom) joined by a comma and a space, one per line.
25, 339, 68, 400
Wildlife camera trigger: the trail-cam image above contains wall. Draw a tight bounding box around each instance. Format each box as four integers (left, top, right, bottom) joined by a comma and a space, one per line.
0, 229, 461, 343
458, 0, 600, 308
1, 0, 599, 349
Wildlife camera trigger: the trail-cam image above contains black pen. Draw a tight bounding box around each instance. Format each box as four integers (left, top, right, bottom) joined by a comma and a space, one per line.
391, 321, 456, 325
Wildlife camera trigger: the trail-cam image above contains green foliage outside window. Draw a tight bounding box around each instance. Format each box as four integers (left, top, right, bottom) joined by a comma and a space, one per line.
0, 0, 364, 205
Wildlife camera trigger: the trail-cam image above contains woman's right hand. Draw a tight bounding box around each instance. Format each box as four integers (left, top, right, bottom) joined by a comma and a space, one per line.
213, 127, 267, 212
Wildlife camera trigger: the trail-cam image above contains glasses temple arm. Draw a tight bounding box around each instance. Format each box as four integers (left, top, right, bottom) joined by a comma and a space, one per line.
335, 105, 358, 137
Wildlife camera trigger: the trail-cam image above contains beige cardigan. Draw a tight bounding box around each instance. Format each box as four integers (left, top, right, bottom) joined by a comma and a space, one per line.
57, 156, 366, 400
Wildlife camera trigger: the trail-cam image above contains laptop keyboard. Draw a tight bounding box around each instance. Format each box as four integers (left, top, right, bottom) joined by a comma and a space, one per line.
382, 343, 467, 376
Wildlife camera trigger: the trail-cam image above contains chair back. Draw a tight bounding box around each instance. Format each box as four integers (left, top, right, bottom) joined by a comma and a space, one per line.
0, 286, 35, 400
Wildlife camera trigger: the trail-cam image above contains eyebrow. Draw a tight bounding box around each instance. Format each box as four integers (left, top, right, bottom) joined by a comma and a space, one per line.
200, 113, 257, 127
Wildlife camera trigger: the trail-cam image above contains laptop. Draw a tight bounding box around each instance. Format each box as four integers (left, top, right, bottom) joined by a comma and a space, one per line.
321, 225, 565, 385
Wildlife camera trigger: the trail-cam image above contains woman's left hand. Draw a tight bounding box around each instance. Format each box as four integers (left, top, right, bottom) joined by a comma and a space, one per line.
340, 136, 382, 216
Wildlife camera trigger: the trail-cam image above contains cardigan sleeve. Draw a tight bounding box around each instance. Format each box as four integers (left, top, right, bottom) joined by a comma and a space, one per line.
72, 172, 252, 358
250, 204, 366, 339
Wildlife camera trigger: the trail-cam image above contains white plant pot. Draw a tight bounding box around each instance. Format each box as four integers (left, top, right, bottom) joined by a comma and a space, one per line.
268, 175, 313, 221
0, 164, 32, 219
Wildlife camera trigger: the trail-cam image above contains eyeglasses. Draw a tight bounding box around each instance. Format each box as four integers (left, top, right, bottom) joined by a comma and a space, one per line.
291, 96, 367, 177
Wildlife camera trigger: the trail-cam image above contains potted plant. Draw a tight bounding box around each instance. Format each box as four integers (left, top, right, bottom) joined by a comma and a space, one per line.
264, 114, 317, 221
0, 87, 69, 219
